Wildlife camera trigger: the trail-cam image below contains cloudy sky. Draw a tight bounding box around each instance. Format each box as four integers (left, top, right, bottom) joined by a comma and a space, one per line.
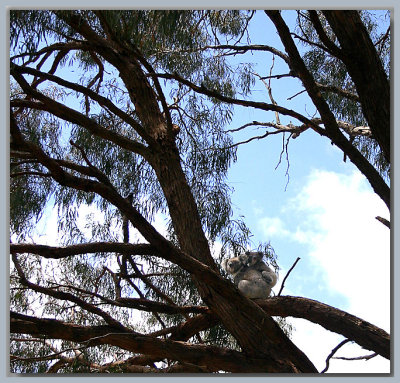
229, 160, 390, 373
223, 11, 391, 373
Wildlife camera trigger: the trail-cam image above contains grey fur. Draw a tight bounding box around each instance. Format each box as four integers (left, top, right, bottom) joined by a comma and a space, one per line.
222, 252, 277, 299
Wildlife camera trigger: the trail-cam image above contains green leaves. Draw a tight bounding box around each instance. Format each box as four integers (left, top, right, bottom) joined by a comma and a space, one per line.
9, 10, 281, 370
297, 10, 390, 181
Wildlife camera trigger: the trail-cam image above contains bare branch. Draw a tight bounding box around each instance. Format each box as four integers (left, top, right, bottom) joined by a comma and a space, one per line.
148, 71, 326, 136
316, 82, 359, 102
10, 171, 52, 178
252, 63, 281, 124
275, 132, 291, 190
224, 130, 280, 149
201, 44, 290, 64
12, 254, 128, 330
321, 339, 351, 373
333, 352, 378, 361
375, 216, 390, 228
277, 257, 300, 296
10, 242, 156, 259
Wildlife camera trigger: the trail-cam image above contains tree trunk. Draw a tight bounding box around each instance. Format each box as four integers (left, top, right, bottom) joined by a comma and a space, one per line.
322, 11, 390, 164
148, 143, 317, 372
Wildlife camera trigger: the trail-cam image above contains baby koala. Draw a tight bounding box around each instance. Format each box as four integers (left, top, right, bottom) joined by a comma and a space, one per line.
222, 251, 277, 299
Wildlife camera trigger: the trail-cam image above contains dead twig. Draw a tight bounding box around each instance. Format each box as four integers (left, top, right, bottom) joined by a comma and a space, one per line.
277, 257, 300, 296
333, 352, 378, 361
375, 216, 390, 229
321, 339, 351, 373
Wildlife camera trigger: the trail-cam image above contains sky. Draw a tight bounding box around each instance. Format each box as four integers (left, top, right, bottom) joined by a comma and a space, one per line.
9, 9, 391, 374
224, 10, 391, 373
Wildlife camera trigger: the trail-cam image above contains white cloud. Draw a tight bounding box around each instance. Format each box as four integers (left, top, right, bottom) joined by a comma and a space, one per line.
259, 169, 390, 373
251, 199, 265, 217
292, 170, 390, 330
259, 216, 290, 238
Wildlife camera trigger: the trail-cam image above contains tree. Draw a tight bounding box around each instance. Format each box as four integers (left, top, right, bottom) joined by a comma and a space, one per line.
10, 10, 389, 373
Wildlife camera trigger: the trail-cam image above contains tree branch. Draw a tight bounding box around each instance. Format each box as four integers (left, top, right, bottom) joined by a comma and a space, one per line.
12, 254, 128, 331
11, 63, 148, 139
9, 311, 287, 373
265, 10, 390, 210
277, 257, 300, 296
10, 242, 156, 259
10, 67, 150, 158
149, 71, 326, 136
321, 339, 351, 373
9, 243, 390, 362
322, 11, 390, 163
258, 296, 389, 360
333, 352, 378, 361
316, 82, 359, 102
375, 216, 390, 228
199, 43, 290, 64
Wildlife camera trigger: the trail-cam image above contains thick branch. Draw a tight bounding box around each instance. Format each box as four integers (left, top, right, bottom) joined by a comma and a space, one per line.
258, 296, 390, 360
115, 297, 208, 315
12, 12, 317, 372
322, 11, 390, 163
10, 71, 149, 159
11, 60, 148, 142
57, 11, 171, 145
9, 241, 248, 299
10, 312, 287, 373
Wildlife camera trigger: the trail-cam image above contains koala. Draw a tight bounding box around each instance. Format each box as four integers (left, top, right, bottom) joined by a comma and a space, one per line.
222, 251, 278, 299
245, 251, 278, 288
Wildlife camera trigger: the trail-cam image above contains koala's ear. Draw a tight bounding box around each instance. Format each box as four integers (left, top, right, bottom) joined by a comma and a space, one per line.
247, 252, 262, 266
221, 259, 228, 271
239, 254, 248, 265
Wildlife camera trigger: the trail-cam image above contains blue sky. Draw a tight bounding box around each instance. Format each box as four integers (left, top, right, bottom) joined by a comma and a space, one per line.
223, 10, 390, 373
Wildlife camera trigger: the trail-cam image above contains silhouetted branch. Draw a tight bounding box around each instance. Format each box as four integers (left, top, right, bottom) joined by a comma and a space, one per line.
321, 339, 351, 373
278, 257, 300, 296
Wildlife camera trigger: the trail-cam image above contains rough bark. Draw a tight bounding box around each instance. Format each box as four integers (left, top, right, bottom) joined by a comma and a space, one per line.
9, 312, 295, 373
9, 239, 391, 360
258, 296, 390, 360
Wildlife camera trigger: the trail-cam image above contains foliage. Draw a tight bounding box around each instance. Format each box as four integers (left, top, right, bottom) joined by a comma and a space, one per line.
297, 10, 390, 181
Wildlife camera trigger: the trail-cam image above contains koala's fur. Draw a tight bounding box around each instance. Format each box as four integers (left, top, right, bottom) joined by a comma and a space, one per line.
222, 251, 277, 299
